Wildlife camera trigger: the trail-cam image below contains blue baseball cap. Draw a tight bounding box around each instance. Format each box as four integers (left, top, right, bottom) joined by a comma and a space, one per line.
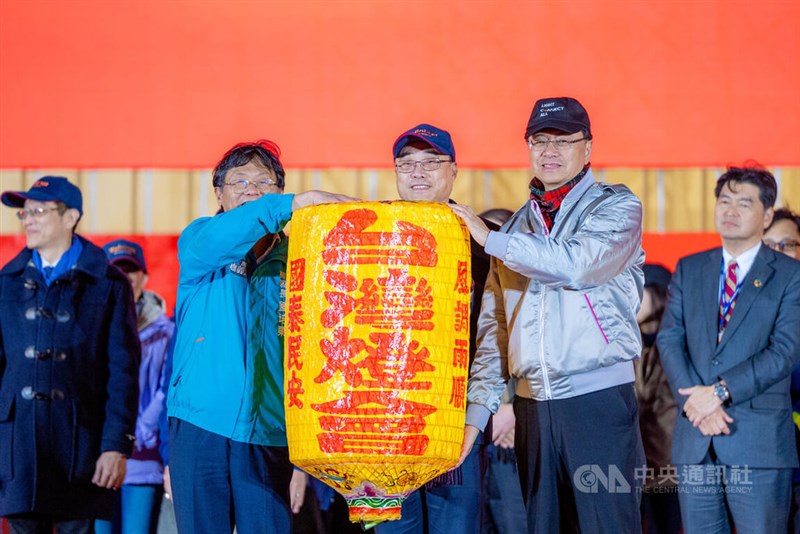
392, 123, 456, 163
104, 239, 147, 273
1, 176, 83, 215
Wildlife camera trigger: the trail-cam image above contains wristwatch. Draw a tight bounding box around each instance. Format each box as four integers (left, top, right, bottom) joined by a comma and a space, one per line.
714, 382, 732, 407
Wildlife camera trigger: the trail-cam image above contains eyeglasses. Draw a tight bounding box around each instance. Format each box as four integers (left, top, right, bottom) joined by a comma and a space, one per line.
527, 136, 589, 152
395, 158, 452, 173
16, 207, 60, 220
223, 179, 280, 194
763, 239, 798, 253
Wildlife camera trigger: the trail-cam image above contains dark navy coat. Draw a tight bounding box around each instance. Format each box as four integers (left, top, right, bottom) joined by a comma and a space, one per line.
0, 236, 140, 520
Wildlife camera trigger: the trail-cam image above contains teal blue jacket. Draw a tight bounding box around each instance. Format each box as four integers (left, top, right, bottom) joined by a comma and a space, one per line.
168, 193, 293, 445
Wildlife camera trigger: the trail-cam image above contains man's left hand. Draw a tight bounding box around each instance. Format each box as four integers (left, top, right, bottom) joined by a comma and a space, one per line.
697, 407, 734, 436
92, 451, 127, 489
456, 425, 481, 468
679, 384, 722, 426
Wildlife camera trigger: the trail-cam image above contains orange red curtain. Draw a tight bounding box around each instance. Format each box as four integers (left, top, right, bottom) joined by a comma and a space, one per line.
1, 1, 798, 169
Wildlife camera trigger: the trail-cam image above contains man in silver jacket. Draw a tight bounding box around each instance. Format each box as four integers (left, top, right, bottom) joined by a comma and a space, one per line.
451, 96, 646, 533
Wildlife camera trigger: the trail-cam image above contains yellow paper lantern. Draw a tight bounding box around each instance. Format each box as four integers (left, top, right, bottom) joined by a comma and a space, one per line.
284, 201, 472, 526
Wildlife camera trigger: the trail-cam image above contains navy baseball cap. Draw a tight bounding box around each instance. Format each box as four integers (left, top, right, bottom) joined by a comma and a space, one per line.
104, 239, 147, 273
525, 97, 591, 139
393, 124, 456, 163
1, 176, 83, 215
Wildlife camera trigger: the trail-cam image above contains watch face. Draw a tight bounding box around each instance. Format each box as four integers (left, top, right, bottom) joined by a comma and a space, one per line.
714, 383, 730, 403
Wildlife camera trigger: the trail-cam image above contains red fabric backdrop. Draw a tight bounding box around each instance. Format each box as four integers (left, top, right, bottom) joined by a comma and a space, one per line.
0, 232, 721, 316
1, 0, 799, 169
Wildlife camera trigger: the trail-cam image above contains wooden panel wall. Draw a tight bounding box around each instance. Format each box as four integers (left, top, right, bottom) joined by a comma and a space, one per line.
1, 168, 798, 236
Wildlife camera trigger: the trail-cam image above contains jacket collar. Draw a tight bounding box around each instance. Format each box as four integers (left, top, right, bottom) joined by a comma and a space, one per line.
0, 234, 109, 281
559, 168, 596, 212
138, 290, 168, 331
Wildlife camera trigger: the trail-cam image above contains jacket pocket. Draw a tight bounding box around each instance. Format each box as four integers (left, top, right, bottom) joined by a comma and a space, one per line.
0, 396, 14, 480
584, 294, 610, 344
750, 392, 790, 411
68, 401, 102, 482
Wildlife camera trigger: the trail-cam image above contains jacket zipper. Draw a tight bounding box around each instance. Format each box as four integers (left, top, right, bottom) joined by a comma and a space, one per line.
538, 281, 552, 400
530, 199, 553, 400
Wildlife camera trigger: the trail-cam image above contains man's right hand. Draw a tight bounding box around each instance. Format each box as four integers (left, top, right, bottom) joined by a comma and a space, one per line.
292, 191, 359, 210
449, 204, 491, 247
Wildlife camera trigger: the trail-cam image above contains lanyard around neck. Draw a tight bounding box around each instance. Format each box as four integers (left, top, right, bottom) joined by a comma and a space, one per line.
718, 259, 743, 323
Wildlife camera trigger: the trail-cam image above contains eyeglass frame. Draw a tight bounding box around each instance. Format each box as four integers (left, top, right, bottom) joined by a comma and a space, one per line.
16, 206, 62, 220
221, 179, 281, 194
527, 135, 590, 152
394, 158, 453, 174
763, 239, 798, 253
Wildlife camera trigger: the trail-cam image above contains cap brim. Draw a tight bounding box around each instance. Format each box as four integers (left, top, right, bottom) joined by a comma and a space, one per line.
110, 258, 146, 273
1, 190, 65, 208
527, 119, 588, 137
1, 191, 28, 208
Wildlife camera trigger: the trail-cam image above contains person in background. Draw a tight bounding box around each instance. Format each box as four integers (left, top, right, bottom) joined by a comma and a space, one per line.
658, 166, 800, 532
157, 331, 178, 534
452, 96, 646, 533
764, 208, 799, 261
168, 139, 355, 534
763, 207, 800, 534
0, 176, 140, 533
374, 123, 498, 534
94, 239, 175, 534
476, 208, 526, 534
635, 263, 681, 534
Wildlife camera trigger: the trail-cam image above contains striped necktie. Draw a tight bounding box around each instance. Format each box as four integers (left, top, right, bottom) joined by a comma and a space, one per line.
718, 260, 739, 341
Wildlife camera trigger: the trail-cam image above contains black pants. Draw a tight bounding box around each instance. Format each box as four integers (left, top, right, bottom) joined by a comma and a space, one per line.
6, 515, 91, 534
514, 384, 645, 534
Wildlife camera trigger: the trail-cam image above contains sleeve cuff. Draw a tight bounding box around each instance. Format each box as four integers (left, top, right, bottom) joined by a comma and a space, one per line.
465, 403, 492, 432
485, 231, 510, 260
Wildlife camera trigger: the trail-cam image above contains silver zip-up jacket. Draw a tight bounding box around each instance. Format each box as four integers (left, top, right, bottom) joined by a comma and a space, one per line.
466, 171, 644, 431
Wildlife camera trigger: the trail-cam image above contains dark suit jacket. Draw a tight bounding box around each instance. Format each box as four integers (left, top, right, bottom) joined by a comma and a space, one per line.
657, 244, 800, 468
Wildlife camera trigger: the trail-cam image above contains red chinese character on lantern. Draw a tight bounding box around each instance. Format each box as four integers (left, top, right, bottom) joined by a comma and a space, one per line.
378, 269, 433, 315
321, 268, 434, 330
287, 370, 305, 408
452, 338, 468, 369
454, 260, 469, 293
449, 376, 466, 408
321, 272, 379, 328
360, 332, 434, 390
453, 301, 469, 333
322, 209, 438, 267
316, 327, 368, 387
287, 335, 303, 371
312, 390, 437, 455
289, 258, 306, 292
287, 294, 304, 333
315, 329, 435, 391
